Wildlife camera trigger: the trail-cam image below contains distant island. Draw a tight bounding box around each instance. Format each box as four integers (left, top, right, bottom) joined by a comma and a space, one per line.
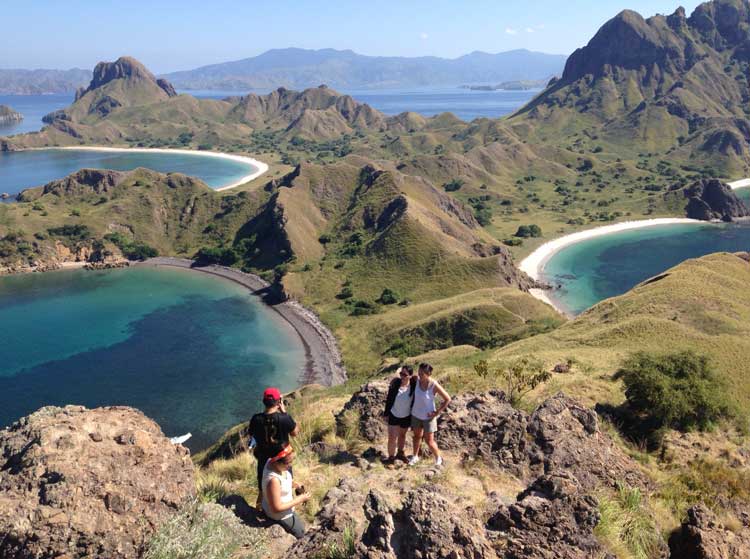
0, 68, 91, 94
0, 104, 23, 125
161, 47, 567, 90
460, 77, 553, 91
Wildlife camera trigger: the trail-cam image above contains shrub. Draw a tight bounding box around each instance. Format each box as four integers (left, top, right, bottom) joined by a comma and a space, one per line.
336, 286, 354, 300
378, 288, 399, 305
614, 351, 734, 435
48, 224, 91, 241
514, 224, 542, 238
105, 233, 159, 261
474, 356, 550, 406
502, 238, 523, 247
144, 500, 267, 559
194, 247, 238, 266
444, 179, 464, 192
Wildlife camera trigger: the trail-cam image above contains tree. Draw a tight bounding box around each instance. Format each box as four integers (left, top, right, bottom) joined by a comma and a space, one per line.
444, 179, 464, 192
474, 357, 550, 406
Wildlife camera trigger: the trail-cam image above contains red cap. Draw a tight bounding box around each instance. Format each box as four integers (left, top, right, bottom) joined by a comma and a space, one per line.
263, 387, 282, 402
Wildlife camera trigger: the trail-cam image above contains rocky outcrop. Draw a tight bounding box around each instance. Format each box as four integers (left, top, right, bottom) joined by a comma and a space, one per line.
679, 178, 750, 221
669, 505, 750, 559
344, 385, 650, 491
77, 56, 176, 100
487, 472, 604, 558
335, 381, 389, 442
0, 104, 23, 125
0, 405, 195, 559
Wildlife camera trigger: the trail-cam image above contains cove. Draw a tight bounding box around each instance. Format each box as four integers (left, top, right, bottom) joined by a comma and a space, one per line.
0, 266, 305, 450
540, 221, 750, 316
0, 148, 262, 197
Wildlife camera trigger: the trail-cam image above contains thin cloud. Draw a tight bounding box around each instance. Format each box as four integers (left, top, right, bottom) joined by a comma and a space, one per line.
419, 32, 429, 40
525, 27, 534, 33
505, 27, 518, 35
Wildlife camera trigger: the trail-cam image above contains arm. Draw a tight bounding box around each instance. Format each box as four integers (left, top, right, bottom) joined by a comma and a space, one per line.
384, 378, 398, 417
428, 382, 452, 418
265, 477, 310, 514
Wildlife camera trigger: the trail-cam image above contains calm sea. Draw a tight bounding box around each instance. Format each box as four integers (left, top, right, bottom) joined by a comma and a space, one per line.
0, 266, 305, 450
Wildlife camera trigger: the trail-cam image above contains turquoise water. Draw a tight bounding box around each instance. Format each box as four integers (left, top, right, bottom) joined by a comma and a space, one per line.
0, 148, 256, 196
542, 221, 750, 315
0, 267, 305, 450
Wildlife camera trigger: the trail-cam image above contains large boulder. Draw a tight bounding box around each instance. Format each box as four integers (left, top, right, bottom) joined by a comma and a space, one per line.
335, 380, 389, 442
0, 405, 195, 559
669, 505, 750, 559
679, 178, 750, 221
487, 472, 604, 558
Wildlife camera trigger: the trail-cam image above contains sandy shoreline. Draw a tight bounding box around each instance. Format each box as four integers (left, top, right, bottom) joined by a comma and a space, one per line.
728, 178, 750, 190
30, 146, 269, 191
136, 257, 347, 388
519, 218, 701, 314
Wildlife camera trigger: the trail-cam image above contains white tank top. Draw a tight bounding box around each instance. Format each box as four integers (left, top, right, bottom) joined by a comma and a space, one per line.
391, 385, 412, 418
412, 380, 436, 420
261, 461, 294, 520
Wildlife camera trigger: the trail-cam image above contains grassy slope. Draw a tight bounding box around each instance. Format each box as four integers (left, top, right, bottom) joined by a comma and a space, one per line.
462, 253, 750, 410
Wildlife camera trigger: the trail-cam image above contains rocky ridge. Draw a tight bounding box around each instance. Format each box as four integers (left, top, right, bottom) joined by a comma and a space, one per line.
0, 405, 195, 558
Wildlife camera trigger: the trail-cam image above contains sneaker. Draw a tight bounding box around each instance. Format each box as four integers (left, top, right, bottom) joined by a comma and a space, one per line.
435, 456, 444, 466
408, 455, 420, 466
381, 456, 394, 465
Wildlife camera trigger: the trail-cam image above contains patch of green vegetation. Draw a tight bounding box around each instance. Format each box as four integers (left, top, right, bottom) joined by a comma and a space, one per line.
104, 232, 158, 261
595, 482, 662, 559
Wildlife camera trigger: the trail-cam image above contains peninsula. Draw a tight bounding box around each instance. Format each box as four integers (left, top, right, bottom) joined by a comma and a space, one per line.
0, 104, 23, 125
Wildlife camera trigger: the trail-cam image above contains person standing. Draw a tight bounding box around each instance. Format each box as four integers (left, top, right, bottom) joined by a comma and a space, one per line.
261, 444, 310, 538
409, 363, 451, 466
382, 365, 415, 464
249, 387, 299, 508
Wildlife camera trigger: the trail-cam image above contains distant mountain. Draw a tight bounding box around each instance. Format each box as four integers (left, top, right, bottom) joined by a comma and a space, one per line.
162, 48, 567, 90
0, 68, 91, 95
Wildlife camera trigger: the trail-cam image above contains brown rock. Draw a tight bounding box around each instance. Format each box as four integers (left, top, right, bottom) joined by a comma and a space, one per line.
0, 405, 195, 559
669, 505, 750, 559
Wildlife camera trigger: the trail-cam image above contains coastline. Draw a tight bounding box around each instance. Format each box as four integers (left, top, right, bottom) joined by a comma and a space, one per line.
29, 146, 269, 190
519, 218, 701, 314
136, 257, 347, 389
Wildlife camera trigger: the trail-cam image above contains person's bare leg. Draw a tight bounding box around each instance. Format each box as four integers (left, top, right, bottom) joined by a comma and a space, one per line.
424, 432, 441, 460
412, 426, 424, 457
387, 424, 399, 458
397, 427, 407, 454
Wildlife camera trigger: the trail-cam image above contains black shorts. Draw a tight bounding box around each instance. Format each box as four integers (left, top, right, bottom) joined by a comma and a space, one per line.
388, 413, 411, 428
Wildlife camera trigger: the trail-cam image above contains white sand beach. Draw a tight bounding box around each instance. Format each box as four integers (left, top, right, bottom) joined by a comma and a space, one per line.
728, 178, 750, 190
519, 218, 701, 313
44, 146, 269, 190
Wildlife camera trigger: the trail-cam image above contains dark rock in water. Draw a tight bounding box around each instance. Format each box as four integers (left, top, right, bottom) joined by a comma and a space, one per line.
676, 178, 750, 221
669, 504, 750, 559
0, 104, 23, 125
0, 405, 195, 559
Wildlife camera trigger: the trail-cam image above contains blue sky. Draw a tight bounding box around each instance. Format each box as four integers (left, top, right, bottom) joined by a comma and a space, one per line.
2, 0, 701, 73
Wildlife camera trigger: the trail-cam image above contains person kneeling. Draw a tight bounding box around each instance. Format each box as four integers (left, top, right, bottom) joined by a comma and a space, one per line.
262, 445, 310, 538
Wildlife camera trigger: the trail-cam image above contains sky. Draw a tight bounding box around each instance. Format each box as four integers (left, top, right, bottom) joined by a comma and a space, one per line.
1, 0, 702, 74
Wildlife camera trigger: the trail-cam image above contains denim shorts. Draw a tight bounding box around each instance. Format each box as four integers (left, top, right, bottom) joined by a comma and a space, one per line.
411, 416, 438, 433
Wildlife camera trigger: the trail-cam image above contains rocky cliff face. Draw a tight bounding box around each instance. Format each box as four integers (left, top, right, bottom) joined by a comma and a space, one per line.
672, 178, 750, 221
516, 0, 750, 166
0, 405, 195, 559
0, 104, 23, 125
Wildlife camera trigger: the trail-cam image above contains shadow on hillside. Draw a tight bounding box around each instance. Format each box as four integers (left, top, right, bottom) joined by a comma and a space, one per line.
218, 494, 275, 528
595, 402, 664, 452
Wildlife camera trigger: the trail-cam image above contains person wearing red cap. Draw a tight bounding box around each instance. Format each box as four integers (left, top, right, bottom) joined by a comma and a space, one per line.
248, 387, 299, 510
261, 444, 309, 538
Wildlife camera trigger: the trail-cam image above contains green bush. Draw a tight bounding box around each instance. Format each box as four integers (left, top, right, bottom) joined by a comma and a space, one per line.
502, 238, 523, 247
595, 482, 662, 559
614, 351, 734, 434
336, 286, 354, 300
194, 247, 238, 266
514, 224, 542, 238
444, 179, 464, 192
48, 224, 91, 241
378, 288, 399, 305
105, 233, 158, 261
